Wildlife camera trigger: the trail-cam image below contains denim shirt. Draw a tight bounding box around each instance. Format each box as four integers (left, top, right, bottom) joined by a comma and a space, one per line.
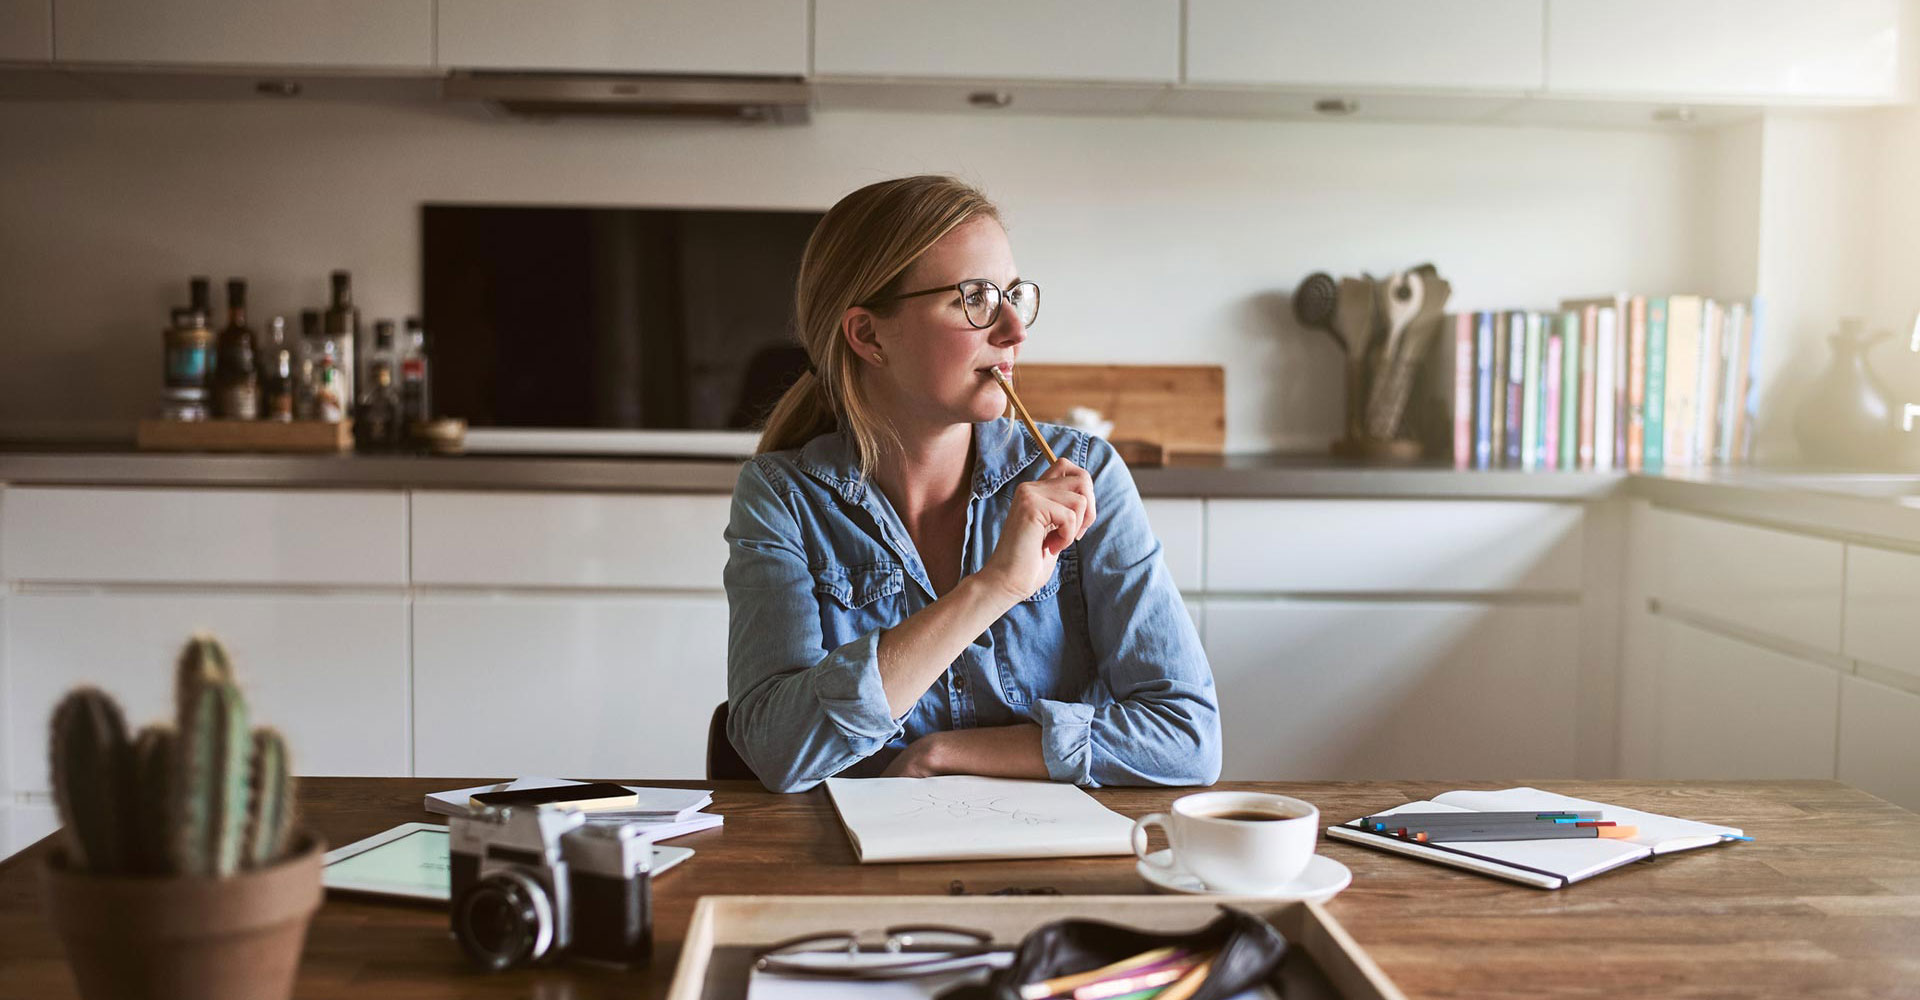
722, 418, 1221, 793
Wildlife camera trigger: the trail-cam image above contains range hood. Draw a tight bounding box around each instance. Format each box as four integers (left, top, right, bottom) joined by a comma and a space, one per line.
443, 72, 810, 124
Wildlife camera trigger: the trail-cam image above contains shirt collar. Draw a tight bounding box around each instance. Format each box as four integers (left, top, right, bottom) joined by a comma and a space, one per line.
792, 418, 1044, 505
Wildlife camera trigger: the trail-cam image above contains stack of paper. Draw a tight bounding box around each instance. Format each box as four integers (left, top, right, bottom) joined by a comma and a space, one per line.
425, 777, 722, 840
825, 775, 1134, 864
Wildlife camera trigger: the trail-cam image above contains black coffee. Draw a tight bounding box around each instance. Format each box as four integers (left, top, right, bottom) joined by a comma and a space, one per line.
1203, 809, 1299, 822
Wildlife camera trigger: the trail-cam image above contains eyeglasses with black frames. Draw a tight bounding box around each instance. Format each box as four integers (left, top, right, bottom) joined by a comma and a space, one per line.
861, 278, 1041, 329
752, 924, 1003, 981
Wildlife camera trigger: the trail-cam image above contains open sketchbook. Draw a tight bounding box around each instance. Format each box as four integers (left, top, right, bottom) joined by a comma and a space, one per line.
824, 776, 1135, 863
1326, 786, 1745, 889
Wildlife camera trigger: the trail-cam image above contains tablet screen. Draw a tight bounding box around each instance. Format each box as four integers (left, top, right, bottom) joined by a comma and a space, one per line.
327, 828, 451, 897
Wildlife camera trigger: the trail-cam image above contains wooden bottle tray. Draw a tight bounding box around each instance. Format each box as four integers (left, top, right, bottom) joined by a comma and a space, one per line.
136, 418, 354, 453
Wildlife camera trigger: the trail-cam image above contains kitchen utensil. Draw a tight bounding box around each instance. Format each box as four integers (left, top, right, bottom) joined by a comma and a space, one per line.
1292, 272, 1344, 354
1366, 266, 1452, 439
1332, 278, 1377, 437
990, 368, 1059, 464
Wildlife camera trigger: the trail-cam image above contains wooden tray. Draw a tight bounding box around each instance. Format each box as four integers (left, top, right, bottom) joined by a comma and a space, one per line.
136, 418, 353, 453
667, 895, 1404, 1000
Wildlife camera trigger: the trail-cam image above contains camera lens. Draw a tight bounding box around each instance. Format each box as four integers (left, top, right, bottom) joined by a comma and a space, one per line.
453, 870, 555, 971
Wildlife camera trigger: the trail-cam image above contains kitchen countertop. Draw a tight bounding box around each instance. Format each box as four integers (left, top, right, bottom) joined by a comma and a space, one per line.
6, 448, 1920, 546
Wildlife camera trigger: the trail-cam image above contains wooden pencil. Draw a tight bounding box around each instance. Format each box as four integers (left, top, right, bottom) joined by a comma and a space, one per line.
989, 367, 1058, 464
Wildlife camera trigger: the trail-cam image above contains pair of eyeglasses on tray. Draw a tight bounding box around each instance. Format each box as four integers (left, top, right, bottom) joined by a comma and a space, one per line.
752, 924, 1008, 981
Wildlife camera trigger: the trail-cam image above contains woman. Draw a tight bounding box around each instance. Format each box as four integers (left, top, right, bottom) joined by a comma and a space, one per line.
724, 175, 1220, 793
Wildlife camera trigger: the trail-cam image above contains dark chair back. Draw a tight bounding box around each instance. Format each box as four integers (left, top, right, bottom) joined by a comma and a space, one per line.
706, 702, 757, 782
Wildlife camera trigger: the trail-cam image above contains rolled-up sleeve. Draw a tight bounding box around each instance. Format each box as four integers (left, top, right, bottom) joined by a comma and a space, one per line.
723, 460, 903, 792
1032, 438, 1222, 787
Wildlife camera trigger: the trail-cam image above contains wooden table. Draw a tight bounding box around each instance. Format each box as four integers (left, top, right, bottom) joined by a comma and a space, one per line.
2, 779, 1916, 999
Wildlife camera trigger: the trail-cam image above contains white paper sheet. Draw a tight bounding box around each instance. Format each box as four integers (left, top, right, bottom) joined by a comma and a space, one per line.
824, 776, 1134, 863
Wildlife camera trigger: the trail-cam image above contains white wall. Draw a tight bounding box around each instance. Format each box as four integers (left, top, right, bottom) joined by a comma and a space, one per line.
0, 97, 1711, 452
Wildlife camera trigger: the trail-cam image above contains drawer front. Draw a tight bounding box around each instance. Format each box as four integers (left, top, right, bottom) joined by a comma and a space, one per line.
412, 491, 730, 590
1651, 509, 1843, 653
1141, 498, 1202, 593
0, 487, 406, 586
7, 592, 411, 790
412, 594, 727, 779
1655, 618, 1839, 781
1204, 500, 1582, 593
1838, 675, 1920, 813
1842, 543, 1920, 682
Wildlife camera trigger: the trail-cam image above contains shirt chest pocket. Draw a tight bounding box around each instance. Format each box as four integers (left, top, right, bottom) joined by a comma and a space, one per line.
996, 548, 1092, 705
812, 559, 907, 643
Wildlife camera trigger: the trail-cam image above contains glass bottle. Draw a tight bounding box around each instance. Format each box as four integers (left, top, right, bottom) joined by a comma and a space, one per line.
161, 306, 211, 421
355, 320, 401, 451
212, 279, 260, 420
324, 270, 358, 418
296, 309, 322, 420
262, 316, 296, 422
400, 316, 431, 429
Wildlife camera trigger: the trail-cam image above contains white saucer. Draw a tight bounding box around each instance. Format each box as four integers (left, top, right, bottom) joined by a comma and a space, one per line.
1136, 851, 1352, 903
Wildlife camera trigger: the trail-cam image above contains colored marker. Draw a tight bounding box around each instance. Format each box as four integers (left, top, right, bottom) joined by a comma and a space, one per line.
1362, 810, 1599, 831
1414, 824, 1639, 843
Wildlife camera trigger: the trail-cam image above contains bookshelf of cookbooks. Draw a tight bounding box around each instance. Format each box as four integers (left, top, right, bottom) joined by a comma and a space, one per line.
1444, 294, 1759, 472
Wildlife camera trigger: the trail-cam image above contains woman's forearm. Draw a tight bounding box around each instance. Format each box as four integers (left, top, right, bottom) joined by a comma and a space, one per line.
876, 574, 1017, 717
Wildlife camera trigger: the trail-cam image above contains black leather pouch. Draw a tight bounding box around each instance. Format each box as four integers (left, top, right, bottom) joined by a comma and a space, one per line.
936, 906, 1286, 1000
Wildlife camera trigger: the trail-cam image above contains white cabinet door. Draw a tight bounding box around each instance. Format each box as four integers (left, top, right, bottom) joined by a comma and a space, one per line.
813, 0, 1180, 83
413, 594, 728, 780
1650, 509, 1843, 654
1203, 599, 1580, 780
1545, 0, 1902, 101
53, 0, 433, 68
1, 487, 407, 588
1841, 543, 1920, 685
1186, 0, 1544, 91
1653, 618, 1838, 780
412, 492, 730, 590
0, 1, 51, 61
437, 0, 807, 75
6, 592, 411, 792
1140, 498, 1202, 593
1838, 675, 1920, 812
1206, 500, 1582, 594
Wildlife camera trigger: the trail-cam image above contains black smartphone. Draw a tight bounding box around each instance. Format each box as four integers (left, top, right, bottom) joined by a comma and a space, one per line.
468, 782, 638, 811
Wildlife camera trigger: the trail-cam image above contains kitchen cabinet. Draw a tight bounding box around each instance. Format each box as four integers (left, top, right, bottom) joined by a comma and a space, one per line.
0, 1, 51, 61
1140, 498, 1202, 593
436, 0, 807, 75
1648, 508, 1843, 654
1544, 0, 1904, 102
0, 486, 406, 588
1203, 599, 1581, 780
5, 592, 411, 792
52, 0, 433, 69
1841, 542, 1920, 685
1838, 675, 1920, 812
412, 594, 728, 779
412, 491, 730, 590
1185, 0, 1544, 92
1205, 500, 1583, 594
1652, 617, 1839, 780
812, 0, 1180, 84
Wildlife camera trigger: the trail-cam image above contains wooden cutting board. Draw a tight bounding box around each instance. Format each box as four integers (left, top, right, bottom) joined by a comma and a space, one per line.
1011, 364, 1225, 456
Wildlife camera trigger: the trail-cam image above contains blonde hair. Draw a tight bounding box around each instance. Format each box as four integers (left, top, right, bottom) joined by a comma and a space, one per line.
757, 175, 1002, 477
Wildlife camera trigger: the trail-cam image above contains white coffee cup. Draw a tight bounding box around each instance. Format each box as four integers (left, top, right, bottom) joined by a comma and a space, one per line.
1131, 791, 1319, 894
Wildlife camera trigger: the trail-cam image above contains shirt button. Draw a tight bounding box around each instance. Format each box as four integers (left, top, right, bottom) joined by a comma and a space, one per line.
953, 674, 966, 692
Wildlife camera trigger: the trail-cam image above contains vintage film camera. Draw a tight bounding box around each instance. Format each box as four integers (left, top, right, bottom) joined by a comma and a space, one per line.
448, 805, 653, 970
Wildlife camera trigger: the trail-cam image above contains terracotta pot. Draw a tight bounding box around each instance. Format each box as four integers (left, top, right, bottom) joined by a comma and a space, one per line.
42, 831, 326, 1000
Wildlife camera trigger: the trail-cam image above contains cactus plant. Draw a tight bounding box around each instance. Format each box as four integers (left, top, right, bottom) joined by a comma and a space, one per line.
47, 633, 298, 877
129, 725, 176, 874
48, 688, 131, 873
245, 728, 295, 869
171, 654, 252, 877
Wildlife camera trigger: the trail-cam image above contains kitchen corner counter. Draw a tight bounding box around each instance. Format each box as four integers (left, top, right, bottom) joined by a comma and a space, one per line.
0, 449, 1635, 500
